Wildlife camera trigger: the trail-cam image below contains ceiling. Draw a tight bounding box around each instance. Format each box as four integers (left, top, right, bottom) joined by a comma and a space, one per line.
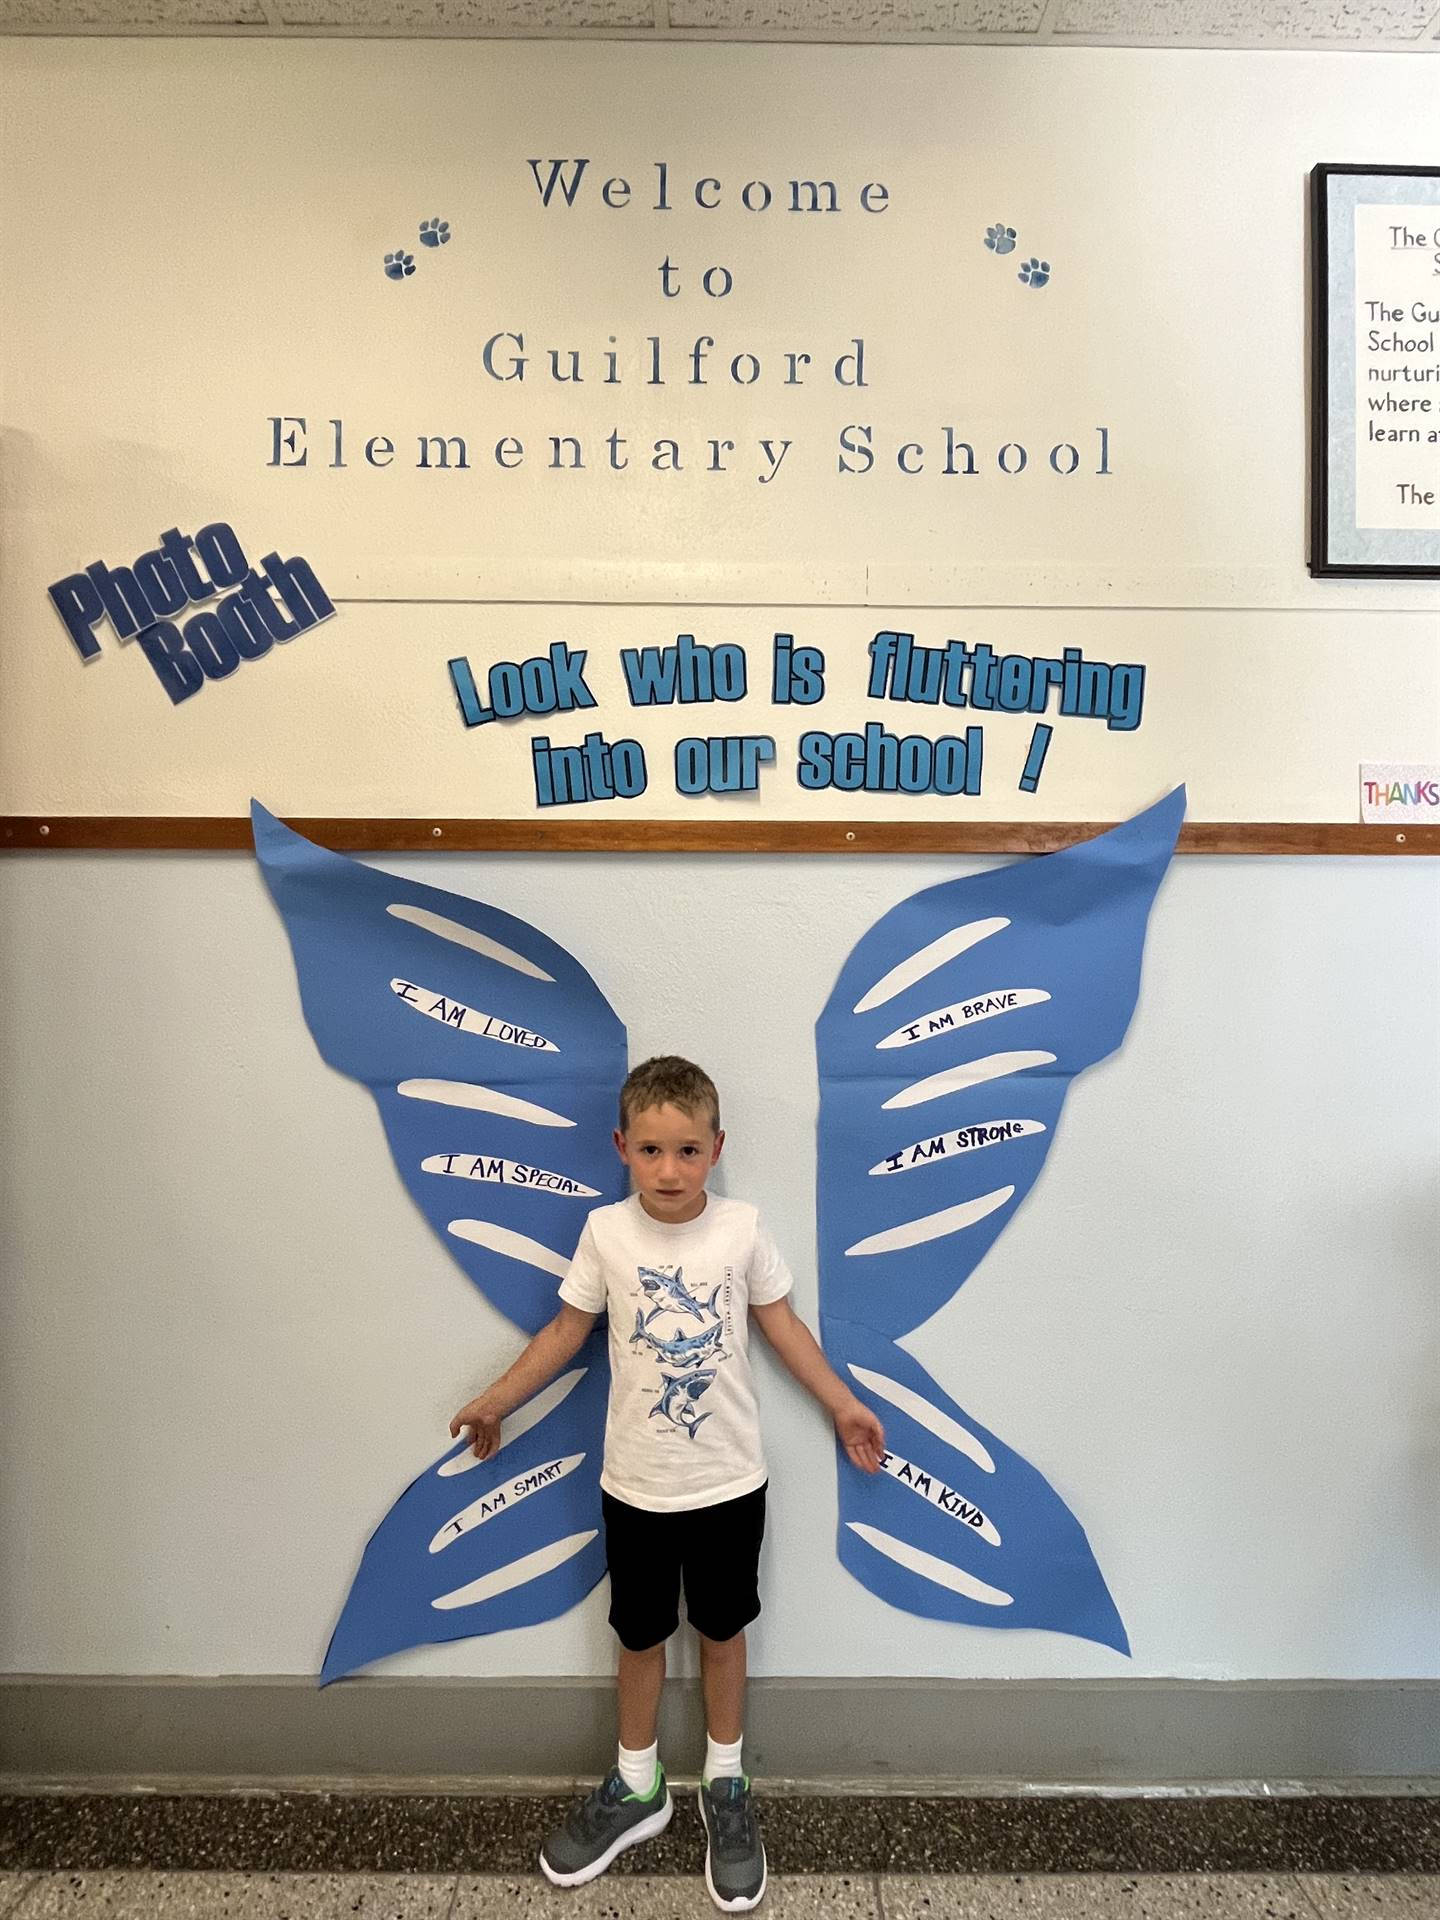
4, 0, 1438, 55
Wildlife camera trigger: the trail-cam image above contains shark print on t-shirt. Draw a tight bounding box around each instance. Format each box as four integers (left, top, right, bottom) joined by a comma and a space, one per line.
558, 1194, 794, 1512
628, 1263, 731, 1440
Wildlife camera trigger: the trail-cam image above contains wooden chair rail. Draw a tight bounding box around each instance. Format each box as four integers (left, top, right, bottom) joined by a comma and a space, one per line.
3, 817, 1435, 855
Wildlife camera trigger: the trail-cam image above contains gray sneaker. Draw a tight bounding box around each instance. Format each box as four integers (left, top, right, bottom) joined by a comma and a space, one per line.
538, 1766, 673, 1887
698, 1776, 767, 1912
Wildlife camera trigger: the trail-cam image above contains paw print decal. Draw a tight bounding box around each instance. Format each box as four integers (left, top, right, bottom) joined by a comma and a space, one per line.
383, 250, 416, 281
419, 218, 451, 248
985, 222, 1017, 255
1018, 257, 1051, 289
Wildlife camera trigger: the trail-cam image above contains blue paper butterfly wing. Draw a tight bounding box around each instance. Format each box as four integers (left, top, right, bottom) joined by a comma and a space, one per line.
816, 790, 1184, 1648
823, 1318, 1128, 1653
252, 801, 626, 1333
252, 803, 627, 1679
320, 1334, 612, 1682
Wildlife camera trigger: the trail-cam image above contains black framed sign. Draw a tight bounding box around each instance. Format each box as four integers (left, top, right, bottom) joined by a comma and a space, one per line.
1311, 163, 1440, 578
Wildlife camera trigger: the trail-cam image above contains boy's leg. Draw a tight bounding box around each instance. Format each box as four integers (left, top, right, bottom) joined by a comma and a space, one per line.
682, 1488, 768, 1912
618, 1640, 668, 1751
696, 1627, 763, 1910
698, 1629, 746, 1749
538, 1497, 679, 1887
616, 1639, 666, 1796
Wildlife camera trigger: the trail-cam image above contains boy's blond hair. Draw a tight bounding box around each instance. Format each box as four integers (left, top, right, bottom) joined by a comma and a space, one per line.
618, 1056, 721, 1133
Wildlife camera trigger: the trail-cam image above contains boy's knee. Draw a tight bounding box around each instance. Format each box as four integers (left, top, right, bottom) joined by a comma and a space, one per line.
697, 1628, 746, 1652
618, 1632, 669, 1657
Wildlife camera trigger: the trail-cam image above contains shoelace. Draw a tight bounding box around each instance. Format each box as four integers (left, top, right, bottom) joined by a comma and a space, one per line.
575, 1771, 629, 1840
707, 1783, 755, 1856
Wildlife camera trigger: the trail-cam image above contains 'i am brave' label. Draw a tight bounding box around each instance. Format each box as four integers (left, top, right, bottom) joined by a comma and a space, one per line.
876, 988, 1049, 1050
421, 1152, 599, 1197
869, 1117, 1045, 1175
391, 978, 558, 1051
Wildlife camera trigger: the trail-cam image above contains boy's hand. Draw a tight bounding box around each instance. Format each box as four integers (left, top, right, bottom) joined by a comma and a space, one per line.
835, 1394, 885, 1474
450, 1394, 503, 1461
750, 1299, 887, 1469
444, 1308, 596, 1464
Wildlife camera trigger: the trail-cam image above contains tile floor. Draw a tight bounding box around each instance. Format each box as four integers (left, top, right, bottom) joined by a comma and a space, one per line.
1, 1793, 1435, 1918
4, 1793, 1435, 1879
0, 1874, 1437, 1919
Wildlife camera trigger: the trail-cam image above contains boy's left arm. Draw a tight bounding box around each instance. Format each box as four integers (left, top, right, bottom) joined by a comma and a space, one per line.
751, 1296, 885, 1473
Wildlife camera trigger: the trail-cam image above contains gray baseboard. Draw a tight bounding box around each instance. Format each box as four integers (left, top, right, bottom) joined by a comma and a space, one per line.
2, 1675, 1438, 1790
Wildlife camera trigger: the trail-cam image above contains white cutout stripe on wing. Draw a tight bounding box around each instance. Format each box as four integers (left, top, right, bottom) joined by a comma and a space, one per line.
848, 1365, 997, 1473
386, 904, 555, 982
440, 1369, 588, 1477
853, 919, 1010, 1014
422, 1152, 598, 1198
879, 1451, 1001, 1545
877, 990, 1050, 1051
429, 1453, 586, 1552
845, 1185, 1014, 1257
431, 1530, 597, 1611
883, 1051, 1056, 1110
448, 1218, 570, 1278
847, 1523, 1013, 1607
391, 980, 557, 1053
396, 1080, 575, 1129
869, 1119, 1046, 1177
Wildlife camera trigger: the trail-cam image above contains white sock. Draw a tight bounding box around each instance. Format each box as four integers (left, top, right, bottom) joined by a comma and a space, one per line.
704, 1732, 744, 1785
617, 1739, 659, 1797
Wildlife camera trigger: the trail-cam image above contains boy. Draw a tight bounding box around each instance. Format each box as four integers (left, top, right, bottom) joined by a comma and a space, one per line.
450, 1055, 885, 1912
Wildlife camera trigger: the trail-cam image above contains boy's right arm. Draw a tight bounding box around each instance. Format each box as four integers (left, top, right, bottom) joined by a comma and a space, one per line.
449, 1302, 597, 1461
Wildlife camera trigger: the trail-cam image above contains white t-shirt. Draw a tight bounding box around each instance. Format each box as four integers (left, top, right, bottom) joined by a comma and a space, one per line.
558, 1193, 794, 1513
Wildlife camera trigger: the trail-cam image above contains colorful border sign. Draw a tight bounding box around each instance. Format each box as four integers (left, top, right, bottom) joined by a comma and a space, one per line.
1310, 163, 1440, 578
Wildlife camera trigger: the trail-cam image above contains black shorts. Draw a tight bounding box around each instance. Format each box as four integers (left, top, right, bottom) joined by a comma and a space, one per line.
601, 1484, 767, 1651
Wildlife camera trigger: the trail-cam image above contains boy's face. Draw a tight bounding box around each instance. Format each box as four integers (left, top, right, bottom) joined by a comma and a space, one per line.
614, 1101, 724, 1224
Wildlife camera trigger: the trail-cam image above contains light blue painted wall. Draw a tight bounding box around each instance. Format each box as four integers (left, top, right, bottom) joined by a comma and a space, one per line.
0, 852, 1435, 1684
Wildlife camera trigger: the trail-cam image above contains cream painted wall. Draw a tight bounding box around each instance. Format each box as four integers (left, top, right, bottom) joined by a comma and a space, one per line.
2, 40, 1438, 822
